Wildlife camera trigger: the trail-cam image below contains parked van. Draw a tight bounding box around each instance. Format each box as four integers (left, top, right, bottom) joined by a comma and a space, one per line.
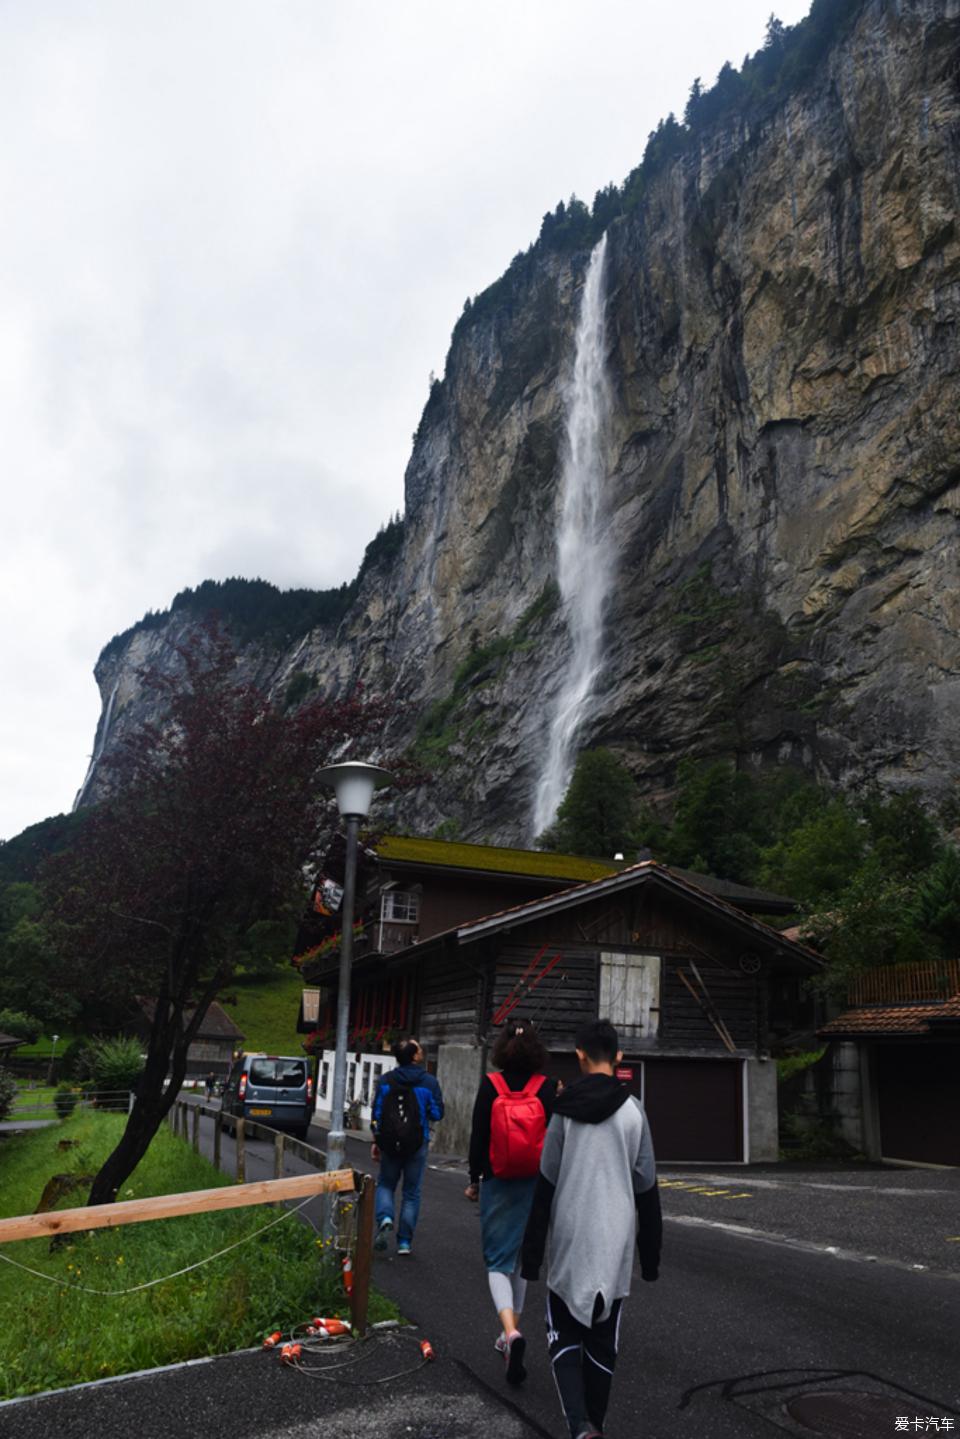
221, 1053, 314, 1140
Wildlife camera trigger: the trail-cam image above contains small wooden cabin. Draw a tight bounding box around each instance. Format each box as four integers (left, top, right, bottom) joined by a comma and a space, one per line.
308, 847, 818, 1162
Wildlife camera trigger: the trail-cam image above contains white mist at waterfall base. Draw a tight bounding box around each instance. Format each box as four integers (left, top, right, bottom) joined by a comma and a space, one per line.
532, 234, 614, 840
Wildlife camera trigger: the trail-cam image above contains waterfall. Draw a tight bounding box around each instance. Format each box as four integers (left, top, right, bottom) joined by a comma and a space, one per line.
532, 233, 613, 840
73, 680, 120, 811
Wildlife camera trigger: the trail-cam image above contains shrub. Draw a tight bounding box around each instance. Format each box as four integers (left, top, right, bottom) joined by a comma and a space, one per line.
54, 1084, 79, 1119
84, 1036, 145, 1094
0, 1067, 16, 1122
0, 1009, 42, 1044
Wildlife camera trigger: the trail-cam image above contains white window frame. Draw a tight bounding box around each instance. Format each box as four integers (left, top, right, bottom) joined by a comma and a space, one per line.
381, 889, 420, 923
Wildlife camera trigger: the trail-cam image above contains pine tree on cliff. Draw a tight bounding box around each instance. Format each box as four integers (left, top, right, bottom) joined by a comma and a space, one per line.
44, 622, 397, 1206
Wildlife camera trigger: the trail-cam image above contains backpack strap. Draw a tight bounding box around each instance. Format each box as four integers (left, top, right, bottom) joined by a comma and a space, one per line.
487, 1072, 510, 1098
520, 1073, 545, 1097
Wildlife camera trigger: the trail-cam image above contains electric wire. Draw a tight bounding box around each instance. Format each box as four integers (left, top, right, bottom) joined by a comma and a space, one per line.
0, 1194, 316, 1296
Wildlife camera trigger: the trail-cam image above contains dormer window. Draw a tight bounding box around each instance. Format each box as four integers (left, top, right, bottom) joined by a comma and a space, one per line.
381, 889, 420, 924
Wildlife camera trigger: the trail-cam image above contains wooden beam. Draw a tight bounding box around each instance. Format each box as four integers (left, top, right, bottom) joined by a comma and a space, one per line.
0, 1169, 356, 1244
349, 1172, 375, 1335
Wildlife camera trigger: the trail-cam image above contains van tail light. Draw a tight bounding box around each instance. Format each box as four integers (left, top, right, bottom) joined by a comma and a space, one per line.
306, 1075, 313, 1101
238, 1073, 247, 1099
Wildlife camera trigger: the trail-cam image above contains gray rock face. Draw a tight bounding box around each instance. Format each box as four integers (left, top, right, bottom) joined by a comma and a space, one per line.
82, 0, 960, 845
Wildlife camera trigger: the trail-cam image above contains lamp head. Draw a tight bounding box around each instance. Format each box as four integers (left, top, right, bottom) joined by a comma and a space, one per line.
316, 761, 392, 819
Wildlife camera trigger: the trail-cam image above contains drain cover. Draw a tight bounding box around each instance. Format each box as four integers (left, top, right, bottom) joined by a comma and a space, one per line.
787, 1391, 919, 1436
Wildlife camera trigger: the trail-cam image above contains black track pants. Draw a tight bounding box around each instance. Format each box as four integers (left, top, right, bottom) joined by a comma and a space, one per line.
546, 1287, 624, 1438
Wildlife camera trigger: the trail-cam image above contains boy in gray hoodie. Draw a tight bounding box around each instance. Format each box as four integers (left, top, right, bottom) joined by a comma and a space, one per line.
521, 1019, 661, 1439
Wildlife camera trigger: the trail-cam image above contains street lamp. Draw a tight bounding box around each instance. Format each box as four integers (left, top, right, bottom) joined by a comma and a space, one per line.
316, 761, 392, 1180
47, 1033, 60, 1087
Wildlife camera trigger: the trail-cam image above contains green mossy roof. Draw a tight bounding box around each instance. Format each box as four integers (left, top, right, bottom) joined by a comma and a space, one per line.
376, 835, 618, 883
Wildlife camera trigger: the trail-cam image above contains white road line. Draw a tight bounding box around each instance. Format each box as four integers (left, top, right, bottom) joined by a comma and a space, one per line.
666, 1213, 960, 1281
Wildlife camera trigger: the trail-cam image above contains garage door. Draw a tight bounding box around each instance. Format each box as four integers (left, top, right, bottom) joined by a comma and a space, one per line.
641, 1057, 743, 1162
878, 1043, 960, 1166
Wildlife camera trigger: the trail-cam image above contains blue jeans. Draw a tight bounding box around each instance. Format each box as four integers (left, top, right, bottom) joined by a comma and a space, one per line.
376, 1141, 429, 1243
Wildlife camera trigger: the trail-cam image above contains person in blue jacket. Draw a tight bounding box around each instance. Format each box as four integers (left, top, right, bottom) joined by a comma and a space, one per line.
370, 1036, 444, 1255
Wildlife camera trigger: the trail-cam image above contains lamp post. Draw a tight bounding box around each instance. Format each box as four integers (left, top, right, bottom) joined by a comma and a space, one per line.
316, 761, 392, 1180
47, 1033, 60, 1087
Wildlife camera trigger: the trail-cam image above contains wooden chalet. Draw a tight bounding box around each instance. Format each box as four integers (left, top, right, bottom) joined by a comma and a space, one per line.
819, 960, 960, 1166
303, 837, 817, 1161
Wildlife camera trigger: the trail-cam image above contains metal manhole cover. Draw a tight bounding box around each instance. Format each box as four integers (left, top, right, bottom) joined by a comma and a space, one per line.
787, 1391, 917, 1436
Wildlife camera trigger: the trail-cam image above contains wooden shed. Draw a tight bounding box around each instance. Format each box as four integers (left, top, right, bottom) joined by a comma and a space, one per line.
316, 857, 819, 1161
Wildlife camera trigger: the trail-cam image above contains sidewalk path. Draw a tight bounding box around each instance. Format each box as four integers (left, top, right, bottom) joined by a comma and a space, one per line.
0, 1336, 551, 1439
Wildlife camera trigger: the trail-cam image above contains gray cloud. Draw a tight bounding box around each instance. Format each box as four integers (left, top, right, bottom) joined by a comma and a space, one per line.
0, 0, 813, 839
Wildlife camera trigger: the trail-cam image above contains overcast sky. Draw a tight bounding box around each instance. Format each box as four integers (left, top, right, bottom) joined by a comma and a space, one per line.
1, 0, 814, 842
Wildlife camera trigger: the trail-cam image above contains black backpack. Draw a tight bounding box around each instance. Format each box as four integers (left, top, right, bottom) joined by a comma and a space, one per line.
377, 1076, 424, 1160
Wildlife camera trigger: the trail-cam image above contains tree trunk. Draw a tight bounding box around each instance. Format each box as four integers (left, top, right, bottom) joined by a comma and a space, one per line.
86, 1025, 187, 1206
86, 973, 227, 1206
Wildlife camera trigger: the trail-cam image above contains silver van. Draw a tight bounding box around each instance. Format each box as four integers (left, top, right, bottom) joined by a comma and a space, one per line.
221, 1053, 314, 1140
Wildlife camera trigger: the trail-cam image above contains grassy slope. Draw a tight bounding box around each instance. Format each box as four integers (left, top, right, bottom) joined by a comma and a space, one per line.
224, 968, 305, 1055
12, 969, 304, 1066
0, 1110, 394, 1398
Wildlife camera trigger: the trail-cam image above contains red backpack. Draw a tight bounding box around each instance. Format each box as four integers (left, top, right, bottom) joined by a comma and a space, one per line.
488, 1073, 547, 1179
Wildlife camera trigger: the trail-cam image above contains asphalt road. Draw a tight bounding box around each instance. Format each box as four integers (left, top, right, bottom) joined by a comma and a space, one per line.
14, 1101, 952, 1439
190, 1107, 960, 1438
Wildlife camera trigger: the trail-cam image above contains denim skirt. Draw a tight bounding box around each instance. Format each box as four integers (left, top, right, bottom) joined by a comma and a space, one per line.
479, 1175, 537, 1273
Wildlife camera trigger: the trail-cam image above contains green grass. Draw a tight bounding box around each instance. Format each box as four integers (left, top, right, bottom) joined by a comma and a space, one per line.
0, 1110, 396, 1398
224, 969, 305, 1056
12, 1031, 77, 1059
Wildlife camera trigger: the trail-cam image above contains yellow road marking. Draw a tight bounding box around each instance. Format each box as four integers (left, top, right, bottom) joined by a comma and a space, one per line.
946, 1237, 960, 1242
660, 1180, 753, 1200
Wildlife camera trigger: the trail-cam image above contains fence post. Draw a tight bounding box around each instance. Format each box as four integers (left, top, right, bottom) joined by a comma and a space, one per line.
191, 1105, 200, 1152
349, 1174, 374, 1336
235, 1118, 246, 1183
274, 1132, 285, 1181
214, 1111, 222, 1172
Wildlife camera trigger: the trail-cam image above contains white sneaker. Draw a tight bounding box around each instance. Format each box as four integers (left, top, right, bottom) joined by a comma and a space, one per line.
374, 1218, 393, 1252
494, 1333, 508, 1354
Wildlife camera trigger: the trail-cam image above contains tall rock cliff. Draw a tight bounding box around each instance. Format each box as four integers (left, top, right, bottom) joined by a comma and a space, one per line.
80, 0, 960, 846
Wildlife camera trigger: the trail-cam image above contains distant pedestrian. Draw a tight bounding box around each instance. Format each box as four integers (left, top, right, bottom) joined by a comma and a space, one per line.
204, 1071, 216, 1100
521, 1019, 661, 1439
464, 1021, 556, 1385
371, 1037, 444, 1256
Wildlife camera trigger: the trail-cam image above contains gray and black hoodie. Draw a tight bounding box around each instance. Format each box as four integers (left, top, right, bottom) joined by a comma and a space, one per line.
521, 1073, 662, 1326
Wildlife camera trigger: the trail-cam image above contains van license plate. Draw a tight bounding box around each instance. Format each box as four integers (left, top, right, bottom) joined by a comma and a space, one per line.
250, 1108, 272, 1116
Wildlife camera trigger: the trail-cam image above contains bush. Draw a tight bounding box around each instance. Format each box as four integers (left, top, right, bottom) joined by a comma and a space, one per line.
0, 1008, 42, 1044
84, 1037, 145, 1094
54, 1084, 80, 1119
0, 1067, 16, 1122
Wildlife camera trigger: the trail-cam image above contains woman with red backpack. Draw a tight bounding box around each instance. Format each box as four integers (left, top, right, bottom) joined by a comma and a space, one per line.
464, 1022, 557, 1385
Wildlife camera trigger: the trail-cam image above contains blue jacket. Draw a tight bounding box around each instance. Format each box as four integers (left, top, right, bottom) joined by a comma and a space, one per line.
372, 1063, 444, 1143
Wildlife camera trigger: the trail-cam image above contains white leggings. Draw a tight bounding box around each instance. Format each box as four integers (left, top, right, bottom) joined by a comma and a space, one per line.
488, 1268, 527, 1321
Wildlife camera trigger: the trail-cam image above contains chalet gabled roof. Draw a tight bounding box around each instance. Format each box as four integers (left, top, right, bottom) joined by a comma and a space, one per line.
412, 860, 820, 971
135, 998, 244, 1040
0, 1031, 23, 1050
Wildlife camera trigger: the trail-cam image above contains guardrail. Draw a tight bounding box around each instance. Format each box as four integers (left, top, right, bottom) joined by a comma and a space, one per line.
10, 1089, 134, 1116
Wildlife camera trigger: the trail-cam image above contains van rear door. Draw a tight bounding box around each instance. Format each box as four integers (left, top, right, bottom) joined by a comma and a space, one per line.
245, 1057, 309, 1128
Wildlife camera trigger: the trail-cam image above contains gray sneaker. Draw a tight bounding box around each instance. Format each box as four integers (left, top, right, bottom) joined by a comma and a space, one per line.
374, 1218, 393, 1252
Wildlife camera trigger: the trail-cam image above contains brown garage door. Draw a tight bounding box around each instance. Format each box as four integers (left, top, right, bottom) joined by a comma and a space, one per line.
641, 1057, 743, 1162
878, 1043, 960, 1166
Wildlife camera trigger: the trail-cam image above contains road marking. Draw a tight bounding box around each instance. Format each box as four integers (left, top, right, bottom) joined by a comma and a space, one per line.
660, 1180, 752, 1199
660, 1171, 958, 1197
666, 1214, 960, 1282
947, 1237, 960, 1243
